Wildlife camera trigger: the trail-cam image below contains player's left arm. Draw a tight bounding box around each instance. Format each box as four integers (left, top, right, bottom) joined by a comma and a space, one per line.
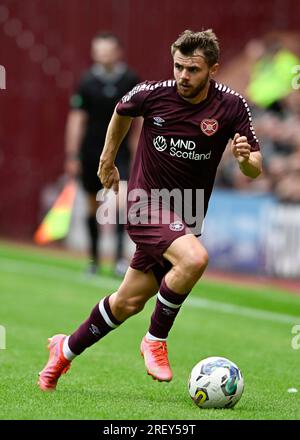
231, 133, 262, 178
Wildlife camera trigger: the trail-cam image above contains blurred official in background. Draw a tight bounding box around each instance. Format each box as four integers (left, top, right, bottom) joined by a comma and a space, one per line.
64, 32, 140, 276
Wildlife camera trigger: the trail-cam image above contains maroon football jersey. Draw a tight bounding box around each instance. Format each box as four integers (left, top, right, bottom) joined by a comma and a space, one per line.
116, 79, 260, 224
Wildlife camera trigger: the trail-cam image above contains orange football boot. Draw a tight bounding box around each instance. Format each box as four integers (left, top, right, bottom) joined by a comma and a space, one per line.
38, 334, 71, 391
140, 337, 173, 382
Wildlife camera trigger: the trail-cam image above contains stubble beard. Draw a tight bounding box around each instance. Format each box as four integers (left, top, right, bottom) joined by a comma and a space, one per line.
178, 72, 210, 100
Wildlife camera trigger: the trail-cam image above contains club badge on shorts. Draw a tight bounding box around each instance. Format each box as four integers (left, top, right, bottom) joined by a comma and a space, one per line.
169, 221, 184, 232
200, 119, 219, 136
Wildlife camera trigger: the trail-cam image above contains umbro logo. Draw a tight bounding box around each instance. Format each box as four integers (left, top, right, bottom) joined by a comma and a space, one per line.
89, 324, 101, 336
153, 116, 165, 127
162, 307, 176, 316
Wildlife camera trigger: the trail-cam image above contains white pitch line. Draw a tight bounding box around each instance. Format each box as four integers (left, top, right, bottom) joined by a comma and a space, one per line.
1, 257, 299, 325
0, 257, 120, 290
186, 297, 300, 325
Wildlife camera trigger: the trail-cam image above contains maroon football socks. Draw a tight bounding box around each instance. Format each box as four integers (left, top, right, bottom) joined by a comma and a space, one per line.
66, 277, 189, 356
148, 277, 189, 339
68, 296, 121, 355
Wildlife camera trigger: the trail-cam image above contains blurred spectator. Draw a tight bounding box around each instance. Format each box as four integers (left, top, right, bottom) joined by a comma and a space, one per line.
246, 34, 299, 109
64, 32, 140, 276
215, 32, 300, 201
255, 90, 300, 202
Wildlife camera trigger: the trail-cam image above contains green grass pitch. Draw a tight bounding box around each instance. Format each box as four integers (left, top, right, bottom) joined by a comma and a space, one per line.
1, 240, 300, 420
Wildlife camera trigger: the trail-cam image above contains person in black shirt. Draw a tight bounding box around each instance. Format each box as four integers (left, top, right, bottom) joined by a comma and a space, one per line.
64, 32, 140, 275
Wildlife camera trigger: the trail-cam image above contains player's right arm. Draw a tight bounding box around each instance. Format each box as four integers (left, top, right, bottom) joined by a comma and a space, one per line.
100, 80, 152, 192
98, 109, 133, 194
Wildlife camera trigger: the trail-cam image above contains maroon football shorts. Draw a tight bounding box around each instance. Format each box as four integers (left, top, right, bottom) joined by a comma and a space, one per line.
127, 213, 192, 285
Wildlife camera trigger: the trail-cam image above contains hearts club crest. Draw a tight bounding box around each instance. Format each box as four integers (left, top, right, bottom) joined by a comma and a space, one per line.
200, 119, 219, 136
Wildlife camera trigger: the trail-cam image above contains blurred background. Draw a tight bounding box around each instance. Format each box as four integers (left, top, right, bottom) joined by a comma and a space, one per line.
1, 0, 300, 279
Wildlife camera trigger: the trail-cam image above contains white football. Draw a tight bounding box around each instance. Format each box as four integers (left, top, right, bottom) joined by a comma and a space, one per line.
188, 356, 244, 409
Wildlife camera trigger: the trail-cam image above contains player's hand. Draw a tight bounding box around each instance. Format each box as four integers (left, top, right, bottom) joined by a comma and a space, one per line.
231, 133, 251, 163
98, 161, 120, 194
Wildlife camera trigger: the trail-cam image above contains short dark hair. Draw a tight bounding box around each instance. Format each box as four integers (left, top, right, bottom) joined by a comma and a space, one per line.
92, 31, 122, 47
171, 29, 219, 67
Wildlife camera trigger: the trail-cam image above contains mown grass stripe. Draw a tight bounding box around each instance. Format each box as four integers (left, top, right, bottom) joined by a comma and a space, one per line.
1, 257, 299, 325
